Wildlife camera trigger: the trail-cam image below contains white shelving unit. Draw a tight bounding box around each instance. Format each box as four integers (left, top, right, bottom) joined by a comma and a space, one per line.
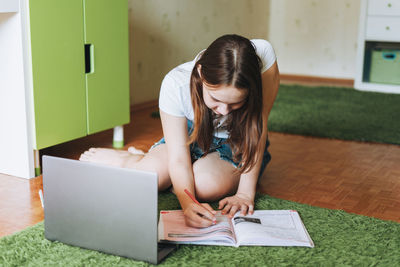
1, 0, 129, 179
0, 0, 36, 179
355, 0, 400, 94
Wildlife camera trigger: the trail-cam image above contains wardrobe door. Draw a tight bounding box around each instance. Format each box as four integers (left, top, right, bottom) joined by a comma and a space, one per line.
83, 0, 130, 135
30, 0, 87, 149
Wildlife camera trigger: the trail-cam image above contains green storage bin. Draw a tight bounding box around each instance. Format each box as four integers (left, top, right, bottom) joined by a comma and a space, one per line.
369, 49, 400, 85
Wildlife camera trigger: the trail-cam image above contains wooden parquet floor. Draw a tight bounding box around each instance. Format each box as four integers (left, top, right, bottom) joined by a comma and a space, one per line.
1, 100, 399, 238
260, 133, 400, 222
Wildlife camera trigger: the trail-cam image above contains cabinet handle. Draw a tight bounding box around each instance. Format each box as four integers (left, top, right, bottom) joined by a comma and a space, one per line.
84, 44, 94, 74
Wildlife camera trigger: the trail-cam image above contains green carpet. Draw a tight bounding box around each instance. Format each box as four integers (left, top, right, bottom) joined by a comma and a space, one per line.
1, 192, 399, 266
268, 84, 400, 145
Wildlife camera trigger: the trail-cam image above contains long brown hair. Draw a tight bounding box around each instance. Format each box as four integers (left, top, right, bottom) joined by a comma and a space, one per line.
189, 34, 264, 174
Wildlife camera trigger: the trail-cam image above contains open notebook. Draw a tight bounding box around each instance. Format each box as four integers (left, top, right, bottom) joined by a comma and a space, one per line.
158, 210, 314, 248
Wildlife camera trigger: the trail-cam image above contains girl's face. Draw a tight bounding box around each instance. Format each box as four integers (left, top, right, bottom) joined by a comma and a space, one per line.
202, 83, 248, 116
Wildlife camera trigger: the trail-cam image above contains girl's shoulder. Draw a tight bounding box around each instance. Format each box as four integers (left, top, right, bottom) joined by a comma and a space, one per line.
251, 39, 274, 49
159, 60, 194, 119
164, 60, 194, 86
250, 39, 276, 73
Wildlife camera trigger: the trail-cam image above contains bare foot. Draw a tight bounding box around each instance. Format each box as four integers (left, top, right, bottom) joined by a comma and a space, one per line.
79, 148, 143, 168
128, 146, 145, 155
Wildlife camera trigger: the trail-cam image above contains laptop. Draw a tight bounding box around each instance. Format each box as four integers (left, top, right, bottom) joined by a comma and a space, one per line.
42, 155, 175, 264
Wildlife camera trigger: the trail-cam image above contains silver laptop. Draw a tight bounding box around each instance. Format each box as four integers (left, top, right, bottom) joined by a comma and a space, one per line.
42, 155, 175, 264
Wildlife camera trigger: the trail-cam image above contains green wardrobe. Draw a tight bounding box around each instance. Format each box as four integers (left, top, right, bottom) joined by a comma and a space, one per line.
29, 0, 130, 150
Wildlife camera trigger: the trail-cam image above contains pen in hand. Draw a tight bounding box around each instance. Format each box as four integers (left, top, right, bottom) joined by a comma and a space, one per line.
184, 189, 216, 223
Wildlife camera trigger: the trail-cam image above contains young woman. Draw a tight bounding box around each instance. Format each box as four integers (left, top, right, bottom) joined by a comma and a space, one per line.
80, 34, 280, 228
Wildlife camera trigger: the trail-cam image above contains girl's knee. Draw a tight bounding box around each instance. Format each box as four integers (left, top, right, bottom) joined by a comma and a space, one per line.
193, 171, 230, 202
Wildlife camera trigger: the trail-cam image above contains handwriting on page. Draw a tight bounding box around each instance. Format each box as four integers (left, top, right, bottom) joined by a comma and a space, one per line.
234, 217, 261, 225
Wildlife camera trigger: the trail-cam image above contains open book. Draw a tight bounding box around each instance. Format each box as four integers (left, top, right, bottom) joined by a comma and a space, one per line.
158, 210, 314, 248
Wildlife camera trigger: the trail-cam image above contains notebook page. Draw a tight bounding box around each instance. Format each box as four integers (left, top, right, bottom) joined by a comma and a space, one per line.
232, 210, 314, 247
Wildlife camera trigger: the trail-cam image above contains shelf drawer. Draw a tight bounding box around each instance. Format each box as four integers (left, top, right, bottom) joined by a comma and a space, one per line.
366, 17, 400, 41
368, 0, 400, 16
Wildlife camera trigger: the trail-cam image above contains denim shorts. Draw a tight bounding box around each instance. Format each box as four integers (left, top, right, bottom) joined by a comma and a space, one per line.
151, 120, 271, 178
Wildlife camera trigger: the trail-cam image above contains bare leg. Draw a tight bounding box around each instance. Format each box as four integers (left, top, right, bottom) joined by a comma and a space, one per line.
192, 152, 240, 202
79, 145, 171, 190
124, 144, 171, 190
79, 147, 144, 167
79, 147, 238, 197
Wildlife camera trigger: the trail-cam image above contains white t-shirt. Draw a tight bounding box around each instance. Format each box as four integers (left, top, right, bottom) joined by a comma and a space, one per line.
159, 39, 277, 138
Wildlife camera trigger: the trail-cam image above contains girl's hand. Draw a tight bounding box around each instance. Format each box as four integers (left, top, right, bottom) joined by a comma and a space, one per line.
183, 202, 217, 228
218, 193, 254, 218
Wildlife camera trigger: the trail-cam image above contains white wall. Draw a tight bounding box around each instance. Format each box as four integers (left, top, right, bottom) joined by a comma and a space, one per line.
128, 0, 270, 105
269, 0, 361, 79
129, 0, 363, 104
